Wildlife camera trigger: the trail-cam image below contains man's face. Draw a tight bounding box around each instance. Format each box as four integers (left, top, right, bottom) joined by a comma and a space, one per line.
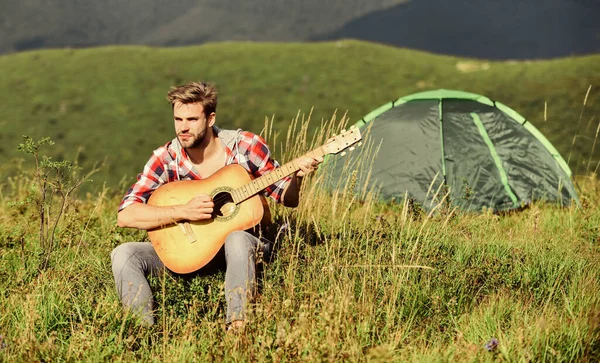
173, 101, 215, 149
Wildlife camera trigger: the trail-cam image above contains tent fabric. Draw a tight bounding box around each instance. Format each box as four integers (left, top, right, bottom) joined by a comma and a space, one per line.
326, 89, 578, 212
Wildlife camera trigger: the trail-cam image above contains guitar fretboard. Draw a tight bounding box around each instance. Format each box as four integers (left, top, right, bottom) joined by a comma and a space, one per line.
231, 148, 324, 204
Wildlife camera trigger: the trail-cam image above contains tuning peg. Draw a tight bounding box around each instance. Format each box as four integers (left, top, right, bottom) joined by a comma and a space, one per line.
332, 133, 337, 136
341, 129, 346, 133
358, 142, 363, 147
341, 152, 346, 156
349, 147, 355, 151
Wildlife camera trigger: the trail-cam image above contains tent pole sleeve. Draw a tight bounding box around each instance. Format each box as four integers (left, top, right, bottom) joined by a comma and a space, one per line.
439, 100, 447, 183
470, 113, 519, 207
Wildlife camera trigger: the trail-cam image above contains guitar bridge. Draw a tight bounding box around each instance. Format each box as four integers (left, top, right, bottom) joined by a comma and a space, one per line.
178, 222, 197, 243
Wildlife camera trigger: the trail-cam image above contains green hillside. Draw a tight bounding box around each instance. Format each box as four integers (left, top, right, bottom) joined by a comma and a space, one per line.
0, 40, 598, 191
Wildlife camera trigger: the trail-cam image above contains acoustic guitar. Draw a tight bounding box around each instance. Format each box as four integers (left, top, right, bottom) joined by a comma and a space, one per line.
147, 127, 362, 273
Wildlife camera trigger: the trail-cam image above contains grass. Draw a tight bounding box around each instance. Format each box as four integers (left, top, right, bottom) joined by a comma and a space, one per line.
0, 114, 599, 361
0, 40, 598, 191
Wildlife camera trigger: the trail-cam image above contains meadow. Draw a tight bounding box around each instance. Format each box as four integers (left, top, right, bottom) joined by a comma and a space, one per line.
0, 113, 599, 362
1, 40, 599, 361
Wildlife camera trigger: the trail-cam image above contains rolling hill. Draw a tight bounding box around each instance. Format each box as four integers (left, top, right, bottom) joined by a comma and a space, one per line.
0, 40, 598, 191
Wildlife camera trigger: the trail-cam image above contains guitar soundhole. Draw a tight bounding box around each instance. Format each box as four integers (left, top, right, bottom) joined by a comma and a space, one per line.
212, 191, 236, 219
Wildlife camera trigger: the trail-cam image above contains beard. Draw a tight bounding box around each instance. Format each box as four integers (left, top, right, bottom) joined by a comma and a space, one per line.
178, 127, 207, 149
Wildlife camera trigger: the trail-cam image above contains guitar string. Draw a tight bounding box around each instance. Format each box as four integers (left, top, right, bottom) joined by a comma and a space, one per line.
207, 148, 332, 206
179, 137, 356, 216
204, 143, 345, 207
209, 175, 277, 206
209, 180, 263, 206
209, 161, 298, 206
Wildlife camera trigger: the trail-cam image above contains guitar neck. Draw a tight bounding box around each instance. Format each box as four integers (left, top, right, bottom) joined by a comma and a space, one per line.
231, 147, 325, 204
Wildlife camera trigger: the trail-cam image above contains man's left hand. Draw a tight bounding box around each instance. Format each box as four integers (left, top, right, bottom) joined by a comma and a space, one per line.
296, 156, 323, 178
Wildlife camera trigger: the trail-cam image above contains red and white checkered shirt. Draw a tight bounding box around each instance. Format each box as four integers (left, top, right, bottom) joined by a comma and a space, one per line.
118, 127, 291, 212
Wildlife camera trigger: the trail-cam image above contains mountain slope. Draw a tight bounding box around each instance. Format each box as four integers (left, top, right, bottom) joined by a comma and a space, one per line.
314, 0, 600, 59
0, 0, 404, 53
2, 0, 598, 59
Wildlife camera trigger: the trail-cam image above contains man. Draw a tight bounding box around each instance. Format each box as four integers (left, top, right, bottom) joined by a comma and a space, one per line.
111, 81, 322, 329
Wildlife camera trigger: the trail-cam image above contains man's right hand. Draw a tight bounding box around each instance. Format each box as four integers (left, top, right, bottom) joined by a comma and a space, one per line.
180, 194, 214, 221
118, 194, 215, 230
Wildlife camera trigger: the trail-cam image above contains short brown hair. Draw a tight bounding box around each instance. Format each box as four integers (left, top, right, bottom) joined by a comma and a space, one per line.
166, 81, 218, 117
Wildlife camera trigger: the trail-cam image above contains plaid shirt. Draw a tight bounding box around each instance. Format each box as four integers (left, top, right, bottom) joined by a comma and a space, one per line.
118, 127, 291, 212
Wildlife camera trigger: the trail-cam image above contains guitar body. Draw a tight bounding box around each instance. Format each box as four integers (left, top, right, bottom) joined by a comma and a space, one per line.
147, 164, 265, 274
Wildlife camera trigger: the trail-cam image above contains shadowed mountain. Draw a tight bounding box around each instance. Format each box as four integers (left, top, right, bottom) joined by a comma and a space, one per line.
312, 0, 600, 59
0, 0, 404, 54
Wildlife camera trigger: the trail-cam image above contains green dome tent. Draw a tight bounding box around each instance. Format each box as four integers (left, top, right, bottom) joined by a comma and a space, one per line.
326, 89, 579, 212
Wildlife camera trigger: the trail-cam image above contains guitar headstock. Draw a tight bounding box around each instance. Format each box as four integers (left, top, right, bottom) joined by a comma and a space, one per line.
322, 126, 363, 156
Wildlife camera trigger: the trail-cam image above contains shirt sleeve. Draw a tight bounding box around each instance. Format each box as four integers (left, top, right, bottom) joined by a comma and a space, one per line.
118, 153, 169, 212
248, 134, 291, 203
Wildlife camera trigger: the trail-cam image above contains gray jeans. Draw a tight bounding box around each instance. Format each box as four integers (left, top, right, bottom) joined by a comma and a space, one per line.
110, 230, 266, 325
